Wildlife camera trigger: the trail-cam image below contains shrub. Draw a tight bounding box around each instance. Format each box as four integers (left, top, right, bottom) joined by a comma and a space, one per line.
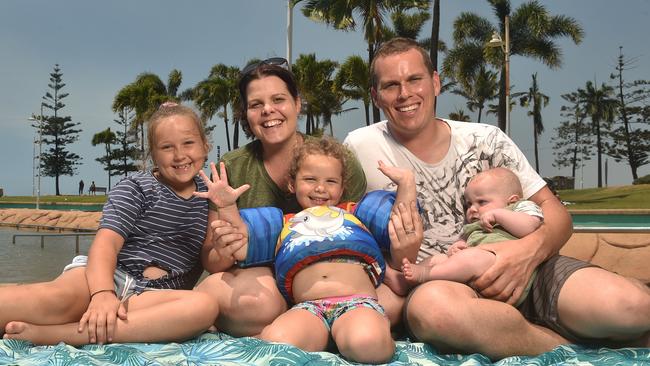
633, 174, 650, 185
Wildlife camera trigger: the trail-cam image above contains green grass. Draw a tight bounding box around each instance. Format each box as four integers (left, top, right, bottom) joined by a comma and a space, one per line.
0, 195, 107, 204
559, 184, 650, 210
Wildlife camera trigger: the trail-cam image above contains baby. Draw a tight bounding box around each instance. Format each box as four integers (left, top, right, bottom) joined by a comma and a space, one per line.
402, 167, 543, 306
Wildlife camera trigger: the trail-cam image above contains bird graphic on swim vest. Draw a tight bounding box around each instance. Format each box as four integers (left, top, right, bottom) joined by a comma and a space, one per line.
289, 206, 346, 237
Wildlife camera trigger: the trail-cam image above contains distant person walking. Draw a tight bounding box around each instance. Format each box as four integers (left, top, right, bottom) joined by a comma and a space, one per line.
78, 180, 85, 196
89, 181, 96, 195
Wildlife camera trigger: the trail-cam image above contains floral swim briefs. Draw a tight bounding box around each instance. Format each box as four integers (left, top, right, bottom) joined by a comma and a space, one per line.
292, 295, 386, 330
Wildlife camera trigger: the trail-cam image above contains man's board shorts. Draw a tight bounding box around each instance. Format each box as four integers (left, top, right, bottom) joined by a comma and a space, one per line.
292, 295, 386, 330
63, 255, 157, 302
404, 255, 597, 343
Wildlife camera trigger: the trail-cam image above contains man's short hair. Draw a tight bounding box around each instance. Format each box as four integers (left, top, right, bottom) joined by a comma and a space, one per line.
370, 37, 435, 89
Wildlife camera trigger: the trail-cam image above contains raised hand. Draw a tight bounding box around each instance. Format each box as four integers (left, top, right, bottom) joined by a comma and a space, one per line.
194, 162, 250, 209
377, 160, 414, 186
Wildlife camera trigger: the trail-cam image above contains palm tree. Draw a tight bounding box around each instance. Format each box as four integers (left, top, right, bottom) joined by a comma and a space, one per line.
443, 0, 583, 132
113, 70, 183, 167
335, 55, 371, 126
92, 128, 117, 189
448, 109, 471, 122
518, 73, 548, 173
293, 54, 342, 135
298, 0, 429, 122
451, 66, 498, 124
579, 81, 618, 187
186, 64, 241, 152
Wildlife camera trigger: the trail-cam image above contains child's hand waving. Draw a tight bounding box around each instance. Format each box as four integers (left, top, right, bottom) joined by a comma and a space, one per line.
195, 162, 250, 209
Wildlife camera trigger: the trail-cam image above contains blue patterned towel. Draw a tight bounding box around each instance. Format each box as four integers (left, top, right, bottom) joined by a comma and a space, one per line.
1, 332, 649, 365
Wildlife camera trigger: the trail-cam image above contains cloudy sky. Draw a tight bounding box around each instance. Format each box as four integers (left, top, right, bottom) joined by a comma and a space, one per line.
1, 0, 649, 196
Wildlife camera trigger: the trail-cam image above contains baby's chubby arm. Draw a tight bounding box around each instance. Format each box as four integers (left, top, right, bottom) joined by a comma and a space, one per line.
479, 208, 542, 238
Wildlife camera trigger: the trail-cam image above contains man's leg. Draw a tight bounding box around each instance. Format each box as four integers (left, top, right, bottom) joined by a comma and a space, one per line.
405, 280, 568, 360
195, 266, 287, 337
376, 283, 404, 327
557, 267, 650, 345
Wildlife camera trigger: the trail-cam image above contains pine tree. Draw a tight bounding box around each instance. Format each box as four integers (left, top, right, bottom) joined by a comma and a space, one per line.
40, 64, 82, 195
110, 108, 139, 178
552, 92, 592, 187
606, 47, 650, 180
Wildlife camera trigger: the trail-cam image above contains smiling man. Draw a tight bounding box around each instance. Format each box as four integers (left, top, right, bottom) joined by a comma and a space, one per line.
344, 37, 650, 360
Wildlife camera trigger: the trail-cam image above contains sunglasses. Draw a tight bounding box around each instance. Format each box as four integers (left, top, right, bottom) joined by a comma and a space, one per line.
241, 57, 288, 76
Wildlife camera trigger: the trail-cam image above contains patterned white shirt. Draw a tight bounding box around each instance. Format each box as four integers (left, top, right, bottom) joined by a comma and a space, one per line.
344, 119, 545, 261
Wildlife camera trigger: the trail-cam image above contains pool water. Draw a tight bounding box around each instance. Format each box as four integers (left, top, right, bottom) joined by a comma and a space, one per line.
571, 214, 650, 228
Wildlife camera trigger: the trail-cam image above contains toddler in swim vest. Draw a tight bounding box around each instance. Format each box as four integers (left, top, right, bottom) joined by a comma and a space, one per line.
199, 137, 420, 364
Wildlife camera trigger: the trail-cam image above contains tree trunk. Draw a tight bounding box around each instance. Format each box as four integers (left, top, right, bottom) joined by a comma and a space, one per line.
595, 119, 603, 188
430, 0, 440, 72
369, 43, 381, 123
233, 119, 240, 149
534, 130, 540, 173
364, 102, 370, 126
223, 106, 232, 152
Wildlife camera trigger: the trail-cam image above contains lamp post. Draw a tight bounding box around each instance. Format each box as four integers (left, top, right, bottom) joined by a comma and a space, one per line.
488, 16, 510, 136
28, 104, 44, 209
287, 0, 293, 71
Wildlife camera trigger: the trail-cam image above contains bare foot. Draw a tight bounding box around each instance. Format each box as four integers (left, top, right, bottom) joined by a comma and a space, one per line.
383, 265, 411, 296
4, 321, 84, 345
4, 321, 39, 343
401, 258, 432, 285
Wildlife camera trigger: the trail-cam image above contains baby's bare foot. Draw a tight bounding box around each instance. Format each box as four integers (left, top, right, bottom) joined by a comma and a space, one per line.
383, 266, 411, 296
401, 258, 430, 285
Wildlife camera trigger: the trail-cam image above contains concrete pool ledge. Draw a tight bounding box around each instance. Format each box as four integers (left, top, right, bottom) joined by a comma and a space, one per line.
561, 231, 650, 285
0, 208, 100, 231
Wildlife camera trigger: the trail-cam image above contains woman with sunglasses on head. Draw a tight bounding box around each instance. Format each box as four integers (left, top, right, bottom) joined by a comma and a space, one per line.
195, 59, 367, 337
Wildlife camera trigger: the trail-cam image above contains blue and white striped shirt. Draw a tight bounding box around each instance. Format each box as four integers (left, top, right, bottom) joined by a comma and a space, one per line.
100, 171, 208, 291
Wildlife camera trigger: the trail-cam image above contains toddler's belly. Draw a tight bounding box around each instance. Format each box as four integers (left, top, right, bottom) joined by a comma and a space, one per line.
292, 261, 377, 303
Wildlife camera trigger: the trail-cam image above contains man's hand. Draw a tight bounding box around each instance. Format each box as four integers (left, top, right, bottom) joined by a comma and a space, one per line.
387, 201, 422, 268
472, 238, 538, 305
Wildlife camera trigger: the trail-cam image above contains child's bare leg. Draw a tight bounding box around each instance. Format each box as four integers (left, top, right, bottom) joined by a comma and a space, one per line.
382, 265, 410, 296
4, 290, 217, 346
331, 307, 394, 364
259, 308, 329, 351
0, 268, 89, 333
403, 248, 496, 285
